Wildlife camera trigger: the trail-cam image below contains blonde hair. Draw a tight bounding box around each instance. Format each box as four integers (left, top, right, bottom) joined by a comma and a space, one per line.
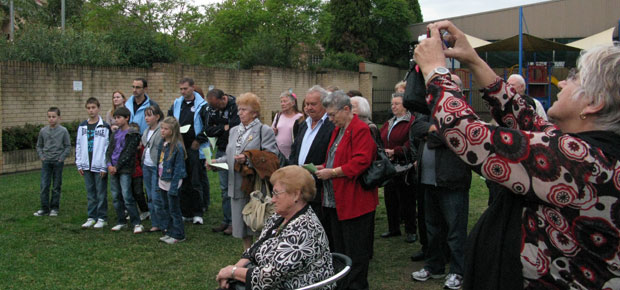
161, 116, 187, 160
270, 165, 316, 203
394, 81, 407, 92
237, 92, 261, 118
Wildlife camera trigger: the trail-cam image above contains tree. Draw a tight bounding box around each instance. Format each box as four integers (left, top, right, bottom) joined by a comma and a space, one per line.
370, 0, 414, 66
327, 0, 375, 59
407, 0, 423, 23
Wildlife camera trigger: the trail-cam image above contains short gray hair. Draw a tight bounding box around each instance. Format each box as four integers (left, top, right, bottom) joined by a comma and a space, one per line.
351, 96, 371, 119
577, 44, 620, 134
307, 85, 328, 100
322, 90, 351, 110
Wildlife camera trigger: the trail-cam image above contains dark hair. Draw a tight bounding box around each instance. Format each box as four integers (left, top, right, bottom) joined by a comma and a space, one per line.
86, 97, 100, 108
206, 88, 225, 99
347, 90, 363, 97
48, 107, 61, 116
134, 78, 148, 88
129, 122, 140, 131
179, 77, 194, 86
144, 105, 164, 123
113, 106, 131, 119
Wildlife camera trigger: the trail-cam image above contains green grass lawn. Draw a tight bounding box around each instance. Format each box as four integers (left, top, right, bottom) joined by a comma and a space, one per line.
0, 167, 490, 289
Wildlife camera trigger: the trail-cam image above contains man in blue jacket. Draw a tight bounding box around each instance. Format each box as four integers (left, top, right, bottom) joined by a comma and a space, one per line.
168, 77, 209, 225
126, 78, 159, 133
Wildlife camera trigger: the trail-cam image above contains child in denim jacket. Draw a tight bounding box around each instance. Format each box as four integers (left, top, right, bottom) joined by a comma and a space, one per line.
157, 116, 187, 244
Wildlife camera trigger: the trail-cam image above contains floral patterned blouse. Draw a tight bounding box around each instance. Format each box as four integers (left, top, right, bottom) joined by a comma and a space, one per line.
427, 75, 620, 289
241, 205, 334, 289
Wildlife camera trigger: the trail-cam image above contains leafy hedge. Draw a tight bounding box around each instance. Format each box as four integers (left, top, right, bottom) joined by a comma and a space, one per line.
2, 120, 81, 152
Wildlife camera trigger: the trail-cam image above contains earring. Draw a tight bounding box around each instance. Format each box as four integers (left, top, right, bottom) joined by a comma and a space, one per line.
579, 112, 587, 120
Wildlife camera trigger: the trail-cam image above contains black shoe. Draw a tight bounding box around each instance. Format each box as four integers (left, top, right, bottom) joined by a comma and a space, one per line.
381, 231, 402, 238
410, 250, 425, 262
405, 233, 418, 243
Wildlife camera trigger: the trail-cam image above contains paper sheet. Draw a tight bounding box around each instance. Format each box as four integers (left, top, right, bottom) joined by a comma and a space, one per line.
180, 124, 191, 134
202, 146, 228, 170
302, 163, 317, 173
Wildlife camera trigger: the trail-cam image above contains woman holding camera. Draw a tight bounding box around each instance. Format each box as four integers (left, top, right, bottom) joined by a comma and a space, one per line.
414, 20, 620, 289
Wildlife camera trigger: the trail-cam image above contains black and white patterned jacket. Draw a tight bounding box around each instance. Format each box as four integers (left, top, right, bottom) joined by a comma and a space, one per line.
241, 205, 334, 290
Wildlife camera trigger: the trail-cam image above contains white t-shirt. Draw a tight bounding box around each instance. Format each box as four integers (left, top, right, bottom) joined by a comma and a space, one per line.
143, 129, 156, 167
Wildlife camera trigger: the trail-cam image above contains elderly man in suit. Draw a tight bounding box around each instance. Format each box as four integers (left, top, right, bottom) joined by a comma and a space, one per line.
211, 92, 279, 250
287, 85, 335, 243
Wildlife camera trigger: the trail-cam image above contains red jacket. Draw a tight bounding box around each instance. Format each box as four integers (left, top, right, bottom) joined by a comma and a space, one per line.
325, 115, 378, 221
380, 114, 415, 161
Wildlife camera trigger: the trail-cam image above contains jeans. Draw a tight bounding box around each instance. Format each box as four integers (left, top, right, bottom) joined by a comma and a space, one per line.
40, 160, 64, 212
216, 150, 232, 225
161, 189, 185, 240
110, 173, 141, 226
144, 165, 165, 229
423, 185, 469, 276
83, 170, 108, 220
180, 148, 205, 218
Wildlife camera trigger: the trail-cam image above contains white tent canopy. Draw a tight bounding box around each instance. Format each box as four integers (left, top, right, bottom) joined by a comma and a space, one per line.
567, 27, 616, 50
465, 33, 491, 48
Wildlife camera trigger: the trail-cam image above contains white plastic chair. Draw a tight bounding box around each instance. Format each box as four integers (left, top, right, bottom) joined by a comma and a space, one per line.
296, 253, 352, 290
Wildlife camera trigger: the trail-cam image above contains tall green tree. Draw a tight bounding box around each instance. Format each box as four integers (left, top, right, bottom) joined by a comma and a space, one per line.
327, 0, 375, 59
371, 0, 414, 66
407, 0, 423, 23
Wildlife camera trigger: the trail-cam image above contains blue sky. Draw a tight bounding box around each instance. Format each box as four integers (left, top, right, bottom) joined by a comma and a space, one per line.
194, 0, 550, 21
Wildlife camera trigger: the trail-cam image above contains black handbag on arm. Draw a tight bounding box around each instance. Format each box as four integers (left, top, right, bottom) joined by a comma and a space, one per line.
358, 130, 397, 190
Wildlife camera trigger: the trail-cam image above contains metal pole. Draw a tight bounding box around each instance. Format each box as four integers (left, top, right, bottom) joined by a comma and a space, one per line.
61, 0, 66, 31
518, 7, 523, 76
9, 0, 14, 40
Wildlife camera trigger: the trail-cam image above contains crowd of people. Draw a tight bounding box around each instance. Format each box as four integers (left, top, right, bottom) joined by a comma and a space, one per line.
31, 20, 620, 290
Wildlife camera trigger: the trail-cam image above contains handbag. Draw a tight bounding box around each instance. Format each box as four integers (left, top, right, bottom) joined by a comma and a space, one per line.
358, 130, 397, 190
241, 126, 276, 232
242, 179, 274, 232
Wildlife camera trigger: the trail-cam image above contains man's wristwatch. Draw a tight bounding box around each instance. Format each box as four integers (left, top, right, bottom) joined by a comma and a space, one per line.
425, 66, 450, 85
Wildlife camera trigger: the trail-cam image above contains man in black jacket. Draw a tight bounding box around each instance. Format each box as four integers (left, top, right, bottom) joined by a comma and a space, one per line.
287, 85, 334, 243
203, 88, 240, 235
410, 112, 471, 290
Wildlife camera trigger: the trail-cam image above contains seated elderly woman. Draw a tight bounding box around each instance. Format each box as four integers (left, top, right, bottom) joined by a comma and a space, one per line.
414, 21, 620, 289
216, 165, 334, 290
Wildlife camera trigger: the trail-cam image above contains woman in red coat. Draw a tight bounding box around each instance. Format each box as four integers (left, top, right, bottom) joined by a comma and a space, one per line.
380, 92, 417, 243
316, 90, 377, 290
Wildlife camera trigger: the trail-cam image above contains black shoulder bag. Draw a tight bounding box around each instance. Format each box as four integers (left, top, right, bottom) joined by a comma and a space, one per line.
357, 129, 396, 190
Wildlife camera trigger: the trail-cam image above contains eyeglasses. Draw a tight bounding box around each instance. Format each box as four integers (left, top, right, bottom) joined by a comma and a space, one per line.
132, 86, 143, 89
326, 110, 340, 118
272, 189, 286, 197
567, 68, 579, 81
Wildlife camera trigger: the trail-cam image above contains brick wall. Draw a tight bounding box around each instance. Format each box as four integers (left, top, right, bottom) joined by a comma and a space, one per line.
0, 61, 372, 174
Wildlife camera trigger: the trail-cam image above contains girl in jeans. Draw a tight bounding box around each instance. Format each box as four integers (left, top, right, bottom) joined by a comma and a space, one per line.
157, 117, 187, 244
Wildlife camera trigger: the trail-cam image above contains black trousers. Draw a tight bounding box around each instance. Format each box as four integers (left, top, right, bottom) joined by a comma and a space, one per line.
417, 183, 428, 251
180, 148, 206, 218
325, 207, 374, 290
131, 176, 149, 212
384, 177, 417, 234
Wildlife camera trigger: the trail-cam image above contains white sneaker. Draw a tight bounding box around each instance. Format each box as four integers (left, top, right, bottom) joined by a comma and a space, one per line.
49, 210, 59, 217
411, 268, 445, 281
93, 219, 107, 229
159, 235, 171, 242
444, 273, 463, 290
192, 216, 203, 225
140, 211, 150, 221
34, 210, 49, 216
133, 224, 145, 234
163, 236, 185, 244
81, 218, 96, 228
111, 224, 127, 231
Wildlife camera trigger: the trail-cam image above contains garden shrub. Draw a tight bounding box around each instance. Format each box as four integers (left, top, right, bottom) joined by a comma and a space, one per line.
2, 120, 80, 152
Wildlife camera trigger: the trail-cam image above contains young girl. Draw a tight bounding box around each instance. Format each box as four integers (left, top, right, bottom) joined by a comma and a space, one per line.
157, 117, 187, 244
142, 106, 164, 232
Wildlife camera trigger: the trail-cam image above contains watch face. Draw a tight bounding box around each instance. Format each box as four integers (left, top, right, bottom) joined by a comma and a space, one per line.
435, 67, 450, 75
